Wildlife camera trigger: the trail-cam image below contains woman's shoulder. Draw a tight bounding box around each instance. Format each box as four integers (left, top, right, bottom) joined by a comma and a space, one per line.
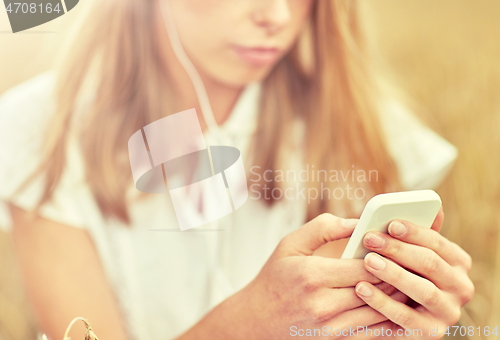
0, 72, 57, 168
0, 72, 56, 112
0, 72, 57, 139
0, 74, 54, 229
0, 72, 93, 231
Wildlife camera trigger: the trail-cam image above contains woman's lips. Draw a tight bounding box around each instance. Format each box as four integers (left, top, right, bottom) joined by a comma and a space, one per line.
231, 45, 282, 66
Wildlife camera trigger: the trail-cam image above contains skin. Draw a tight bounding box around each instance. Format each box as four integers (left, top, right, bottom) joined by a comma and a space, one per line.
163, 0, 314, 128
180, 215, 404, 340
9, 0, 474, 339
10, 205, 129, 340
169, 0, 312, 86
355, 216, 474, 339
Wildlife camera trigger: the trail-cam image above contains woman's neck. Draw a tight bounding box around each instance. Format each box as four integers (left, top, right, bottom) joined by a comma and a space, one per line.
196, 74, 244, 129
166, 50, 243, 132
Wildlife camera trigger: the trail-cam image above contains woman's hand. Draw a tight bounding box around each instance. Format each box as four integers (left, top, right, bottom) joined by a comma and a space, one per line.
240, 213, 401, 339
181, 213, 408, 340
354, 209, 474, 339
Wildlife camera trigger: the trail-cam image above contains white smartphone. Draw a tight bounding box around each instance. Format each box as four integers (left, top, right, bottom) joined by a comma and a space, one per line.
341, 190, 442, 259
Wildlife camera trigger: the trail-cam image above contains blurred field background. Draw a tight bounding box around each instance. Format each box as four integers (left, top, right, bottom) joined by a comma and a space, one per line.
1, 0, 499, 339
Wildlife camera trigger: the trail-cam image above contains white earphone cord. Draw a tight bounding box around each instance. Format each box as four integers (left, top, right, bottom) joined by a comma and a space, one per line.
158, 0, 235, 302
158, 0, 221, 138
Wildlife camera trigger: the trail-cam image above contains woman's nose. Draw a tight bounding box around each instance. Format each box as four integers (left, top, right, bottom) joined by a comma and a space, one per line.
252, 0, 292, 34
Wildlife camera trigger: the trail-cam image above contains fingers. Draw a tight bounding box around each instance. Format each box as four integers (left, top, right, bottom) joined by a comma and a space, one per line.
354, 280, 429, 331
322, 290, 407, 331
314, 257, 381, 287
362, 252, 459, 321
386, 219, 472, 271
356, 321, 400, 340
280, 213, 358, 256
310, 280, 399, 321
373, 281, 397, 298
362, 231, 455, 290
316, 288, 367, 317
430, 206, 444, 232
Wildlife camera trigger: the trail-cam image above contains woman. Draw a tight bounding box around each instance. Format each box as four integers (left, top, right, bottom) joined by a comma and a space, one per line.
0, 0, 473, 339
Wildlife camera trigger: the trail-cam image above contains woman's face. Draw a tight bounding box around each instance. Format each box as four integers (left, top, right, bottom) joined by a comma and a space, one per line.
167, 0, 314, 87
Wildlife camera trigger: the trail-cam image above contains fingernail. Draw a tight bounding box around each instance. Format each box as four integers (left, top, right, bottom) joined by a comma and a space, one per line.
365, 253, 387, 270
364, 233, 385, 248
356, 284, 373, 298
389, 221, 406, 237
341, 218, 359, 228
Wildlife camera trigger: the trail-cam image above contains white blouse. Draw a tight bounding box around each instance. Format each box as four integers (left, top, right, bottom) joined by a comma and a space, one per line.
0, 73, 458, 340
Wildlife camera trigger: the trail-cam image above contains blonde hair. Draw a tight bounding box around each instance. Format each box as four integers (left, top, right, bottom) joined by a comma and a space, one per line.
32, 0, 399, 223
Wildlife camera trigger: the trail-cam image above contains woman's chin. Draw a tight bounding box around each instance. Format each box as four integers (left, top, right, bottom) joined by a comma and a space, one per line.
215, 68, 273, 87
198, 60, 274, 87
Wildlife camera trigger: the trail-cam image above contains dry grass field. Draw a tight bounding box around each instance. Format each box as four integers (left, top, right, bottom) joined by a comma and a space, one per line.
364, 1, 500, 337
1, 0, 499, 339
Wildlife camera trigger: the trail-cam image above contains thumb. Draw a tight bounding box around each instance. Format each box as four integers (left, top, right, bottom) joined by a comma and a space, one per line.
280, 213, 358, 256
